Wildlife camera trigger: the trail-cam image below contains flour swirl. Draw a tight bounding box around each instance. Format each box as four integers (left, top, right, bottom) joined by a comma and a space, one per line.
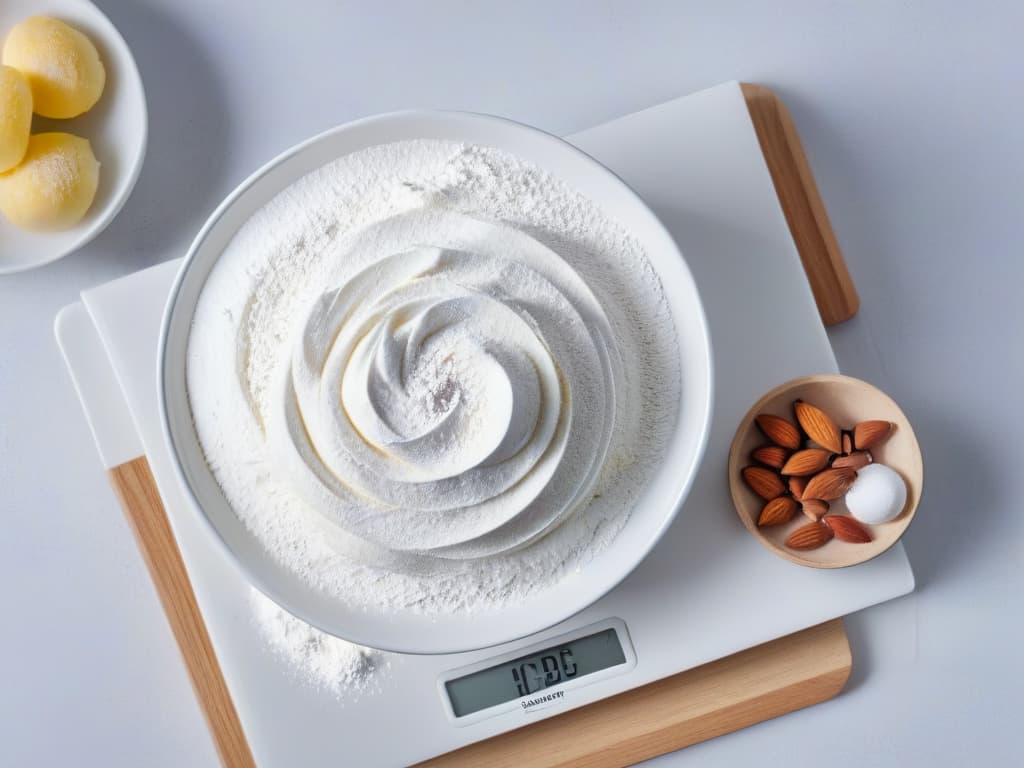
269, 212, 618, 558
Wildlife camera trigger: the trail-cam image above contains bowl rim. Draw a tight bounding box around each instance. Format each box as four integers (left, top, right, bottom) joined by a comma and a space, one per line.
158, 108, 714, 653
728, 373, 923, 569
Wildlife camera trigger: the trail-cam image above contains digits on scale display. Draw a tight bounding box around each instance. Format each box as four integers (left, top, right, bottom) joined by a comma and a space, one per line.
511, 649, 579, 696
444, 626, 629, 718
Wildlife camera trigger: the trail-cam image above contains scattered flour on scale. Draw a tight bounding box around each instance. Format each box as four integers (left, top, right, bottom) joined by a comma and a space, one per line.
250, 588, 391, 700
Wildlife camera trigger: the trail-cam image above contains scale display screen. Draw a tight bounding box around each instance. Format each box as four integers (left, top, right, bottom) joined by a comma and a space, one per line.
445, 627, 627, 717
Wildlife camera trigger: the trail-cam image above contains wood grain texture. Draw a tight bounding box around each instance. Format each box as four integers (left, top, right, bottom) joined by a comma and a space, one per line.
741, 83, 860, 325
108, 458, 255, 768
418, 619, 851, 768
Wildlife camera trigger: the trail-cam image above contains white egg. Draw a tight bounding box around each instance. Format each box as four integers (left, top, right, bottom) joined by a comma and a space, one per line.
845, 463, 907, 525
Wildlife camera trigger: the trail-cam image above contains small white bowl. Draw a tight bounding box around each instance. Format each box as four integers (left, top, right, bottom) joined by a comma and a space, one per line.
0, 0, 147, 274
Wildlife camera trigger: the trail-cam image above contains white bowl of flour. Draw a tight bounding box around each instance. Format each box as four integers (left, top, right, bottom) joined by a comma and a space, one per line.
159, 111, 712, 654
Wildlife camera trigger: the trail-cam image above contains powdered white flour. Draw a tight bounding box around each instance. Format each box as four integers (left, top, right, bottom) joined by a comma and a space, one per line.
250, 589, 390, 699
188, 141, 680, 617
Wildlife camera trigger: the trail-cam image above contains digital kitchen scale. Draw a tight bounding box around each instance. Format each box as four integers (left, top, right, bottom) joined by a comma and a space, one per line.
440, 619, 636, 724
57, 82, 914, 767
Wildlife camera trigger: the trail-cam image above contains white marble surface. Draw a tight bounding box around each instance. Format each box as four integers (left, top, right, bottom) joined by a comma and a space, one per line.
0, 1, 1019, 765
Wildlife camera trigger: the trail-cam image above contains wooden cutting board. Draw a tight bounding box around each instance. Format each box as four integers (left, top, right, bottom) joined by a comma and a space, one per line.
105, 84, 858, 768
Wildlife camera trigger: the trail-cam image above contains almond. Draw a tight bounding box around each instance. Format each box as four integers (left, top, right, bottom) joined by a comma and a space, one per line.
751, 445, 789, 470
758, 496, 798, 526
832, 451, 872, 470
794, 400, 842, 454
802, 467, 858, 500
785, 521, 834, 550
842, 431, 853, 455
741, 466, 786, 500
788, 476, 807, 500
780, 448, 832, 476
854, 420, 895, 451
802, 499, 829, 521
755, 414, 802, 450
824, 514, 872, 543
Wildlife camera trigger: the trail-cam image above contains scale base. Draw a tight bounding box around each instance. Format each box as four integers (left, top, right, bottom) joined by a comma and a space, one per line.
61, 84, 864, 768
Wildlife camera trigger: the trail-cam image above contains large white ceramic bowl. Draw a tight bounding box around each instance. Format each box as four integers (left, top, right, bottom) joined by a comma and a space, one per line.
0, 0, 147, 274
159, 111, 712, 654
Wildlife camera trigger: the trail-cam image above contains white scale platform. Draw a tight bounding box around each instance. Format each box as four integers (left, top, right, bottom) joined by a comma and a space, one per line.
58, 82, 913, 766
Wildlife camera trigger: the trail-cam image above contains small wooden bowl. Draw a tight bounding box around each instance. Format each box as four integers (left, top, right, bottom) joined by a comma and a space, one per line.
728, 374, 923, 568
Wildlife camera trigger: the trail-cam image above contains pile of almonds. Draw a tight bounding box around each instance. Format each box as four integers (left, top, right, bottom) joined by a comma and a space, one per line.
741, 400, 895, 551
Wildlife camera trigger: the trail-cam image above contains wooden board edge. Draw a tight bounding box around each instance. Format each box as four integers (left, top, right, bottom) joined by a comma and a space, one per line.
418, 619, 851, 768
109, 457, 256, 768
741, 82, 860, 325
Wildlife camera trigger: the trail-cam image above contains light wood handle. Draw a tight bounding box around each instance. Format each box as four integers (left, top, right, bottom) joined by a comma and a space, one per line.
109, 457, 255, 768
741, 83, 860, 325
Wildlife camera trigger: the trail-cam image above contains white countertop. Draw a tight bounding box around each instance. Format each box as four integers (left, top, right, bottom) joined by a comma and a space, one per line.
0, 1, 1019, 765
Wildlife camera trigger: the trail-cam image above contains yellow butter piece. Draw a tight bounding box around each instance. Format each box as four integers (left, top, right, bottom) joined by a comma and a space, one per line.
0, 132, 99, 231
0, 65, 32, 172
2, 16, 105, 119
